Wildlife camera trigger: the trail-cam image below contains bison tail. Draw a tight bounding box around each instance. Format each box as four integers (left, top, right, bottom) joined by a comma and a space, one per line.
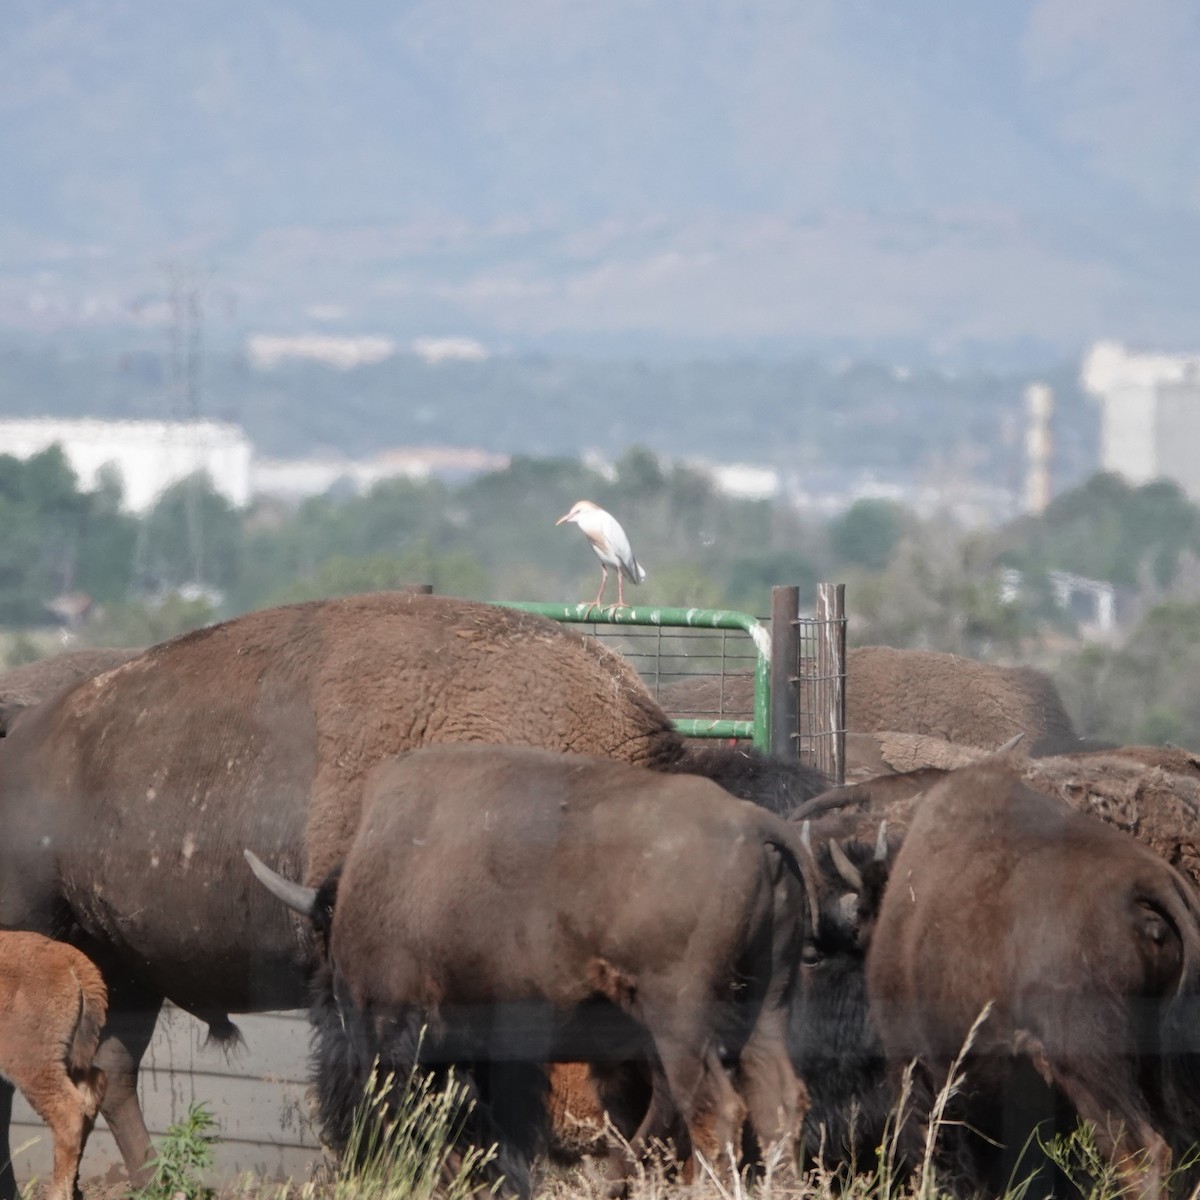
311, 964, 381, 1156
67, 961, 108, 1079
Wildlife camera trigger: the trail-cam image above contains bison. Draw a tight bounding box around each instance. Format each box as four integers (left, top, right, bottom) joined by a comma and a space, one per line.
846, 645, 1078, 750
0, 932, 107, 1200
865, 761, 1200, 1199
0, 647, 141, 736
246, 744, 815, 1196
778, 743, 1199, 1182
657, 646, 1080, 771
0, 591, 825, 1194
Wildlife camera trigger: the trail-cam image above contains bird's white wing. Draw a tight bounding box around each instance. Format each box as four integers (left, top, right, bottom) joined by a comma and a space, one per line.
597, 508, 646, 583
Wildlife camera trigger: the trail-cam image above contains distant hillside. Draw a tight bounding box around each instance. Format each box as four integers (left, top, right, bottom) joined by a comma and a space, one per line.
0, 339, 1100, 509
2, 3, 1198, 358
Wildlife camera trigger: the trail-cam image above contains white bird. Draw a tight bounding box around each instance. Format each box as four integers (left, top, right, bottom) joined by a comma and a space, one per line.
556, 499, 647, 609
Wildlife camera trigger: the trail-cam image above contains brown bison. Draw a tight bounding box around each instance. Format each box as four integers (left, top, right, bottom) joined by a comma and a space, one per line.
246, 745, 814, 1196
846, 645, 1079, 750
866, 761, 1200, 1199
0, 647, 141, 736
0, 591, 825, 1193
0, 932, 107, 1200
657, 646, 1082, 770
780, 745, 1200, 1180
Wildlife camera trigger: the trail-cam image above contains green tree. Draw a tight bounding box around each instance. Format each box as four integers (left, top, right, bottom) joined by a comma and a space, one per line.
0, 447, 88, 624
850, 523, 1024, 657
828, 498, 908, 571
1050, 599, 1200, 749
82, 593, 218, 648
1003, 473, 1200, 590
261, 546, 489, 607
721, 551, 820, 617
137, 474, 244, 597
74, 466, 138, 604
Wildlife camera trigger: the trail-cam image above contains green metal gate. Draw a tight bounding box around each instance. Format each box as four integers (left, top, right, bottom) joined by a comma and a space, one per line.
496, 583, 847, 782
498, 601, 772, 750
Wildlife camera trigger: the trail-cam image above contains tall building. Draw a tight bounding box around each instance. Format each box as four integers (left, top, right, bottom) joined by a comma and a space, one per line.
1023, 382, 1054, 514
1083, 342, 1200, 498
0, 418, 252, 512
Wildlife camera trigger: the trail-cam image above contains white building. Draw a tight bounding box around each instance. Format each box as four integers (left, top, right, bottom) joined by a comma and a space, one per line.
1083, 341, 1200, 498
0, 418, 252, 512
251, 445, 511, 500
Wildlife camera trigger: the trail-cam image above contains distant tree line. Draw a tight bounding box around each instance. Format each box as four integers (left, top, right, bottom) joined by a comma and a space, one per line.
7, 443, 1200, 750
0, 342, 1100, 490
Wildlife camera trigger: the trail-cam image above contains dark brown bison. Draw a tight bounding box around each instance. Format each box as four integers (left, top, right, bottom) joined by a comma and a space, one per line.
785, 817, 893, 1173
0, 647, 141, 736
0, 932, 107, 1200
866, 761, 1200, 1199
247, 745, 814, 1196
0, 591, 825, 1194
799, 746, 1200, 892
782, 744, 1200, 1182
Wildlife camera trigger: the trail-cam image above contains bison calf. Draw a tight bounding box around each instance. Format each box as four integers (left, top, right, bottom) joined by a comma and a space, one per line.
248, 744, 815, 1197
0, 932, 107, 1200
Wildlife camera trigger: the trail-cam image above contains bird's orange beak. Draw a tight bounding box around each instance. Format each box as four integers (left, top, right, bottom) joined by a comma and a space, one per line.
555, 513, 571, 526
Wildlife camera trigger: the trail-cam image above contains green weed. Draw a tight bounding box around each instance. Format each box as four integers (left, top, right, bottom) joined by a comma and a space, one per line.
129, 1100, 220, 1200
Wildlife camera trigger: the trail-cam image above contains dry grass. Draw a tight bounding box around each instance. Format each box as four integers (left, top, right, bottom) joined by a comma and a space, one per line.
62, 1012, 1190, 1200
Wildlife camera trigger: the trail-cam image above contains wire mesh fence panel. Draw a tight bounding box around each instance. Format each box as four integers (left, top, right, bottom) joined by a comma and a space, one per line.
497, 594, 845, 770
497, 602, 771, 747
793, 584, 847, 783
577, 624, 756, 718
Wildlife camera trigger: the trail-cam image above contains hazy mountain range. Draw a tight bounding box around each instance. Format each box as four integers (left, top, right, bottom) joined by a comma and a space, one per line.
3, 1, 1199, 364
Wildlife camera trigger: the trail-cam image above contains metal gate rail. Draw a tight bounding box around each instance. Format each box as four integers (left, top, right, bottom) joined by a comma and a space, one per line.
498, 601, 772, 751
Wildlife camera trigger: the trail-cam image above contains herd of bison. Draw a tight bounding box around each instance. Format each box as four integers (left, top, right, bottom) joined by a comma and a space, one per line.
2, 591, 1200, 1200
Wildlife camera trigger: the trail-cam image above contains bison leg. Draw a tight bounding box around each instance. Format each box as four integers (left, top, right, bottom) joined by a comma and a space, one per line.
18, 1064, 88, 1200
629, 1032, 742, 1184
92, 985, 163, 1186
0, 1080, 17, 1200
686, 1049, 745, 1178
546, 1062, 633, 1161
737, 1008, 806, 1171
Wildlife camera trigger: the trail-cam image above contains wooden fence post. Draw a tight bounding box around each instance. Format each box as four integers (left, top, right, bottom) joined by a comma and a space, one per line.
769, 585, 800, 759
816, 581, 847, 785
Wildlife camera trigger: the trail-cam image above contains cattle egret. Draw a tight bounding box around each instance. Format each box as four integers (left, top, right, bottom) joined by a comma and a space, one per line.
556, 499, 647, 608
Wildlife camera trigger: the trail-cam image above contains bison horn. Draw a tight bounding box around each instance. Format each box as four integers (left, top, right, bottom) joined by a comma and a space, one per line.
244, 849, 317, 918
828, 838, 863, 892
995, 732, 1026, 754
874, 820, 889, 863
800, 820, 812, 851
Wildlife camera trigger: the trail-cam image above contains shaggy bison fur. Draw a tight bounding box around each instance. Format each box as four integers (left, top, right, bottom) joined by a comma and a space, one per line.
846, 645, 1077, 748
867, 762, 1200, 1199
249, 745, 815, 1196
0, 591, 824, 1191
0, 932, 107, 1200
0, 647, 141, 736
787, 747, 1200, 1189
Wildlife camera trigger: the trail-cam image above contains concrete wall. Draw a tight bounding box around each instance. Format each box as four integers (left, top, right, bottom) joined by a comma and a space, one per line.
12, 1006, 323, 1190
